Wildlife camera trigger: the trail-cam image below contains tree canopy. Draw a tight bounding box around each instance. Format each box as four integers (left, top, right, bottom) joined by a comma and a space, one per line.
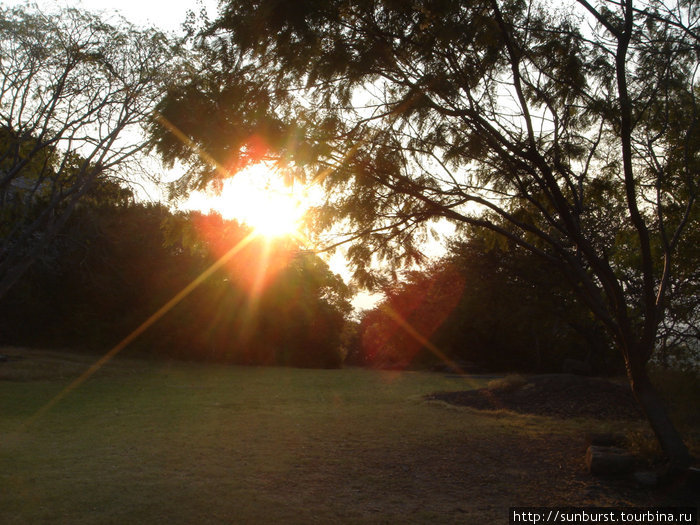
152, 0, 699, 467
0, 5, 177, 299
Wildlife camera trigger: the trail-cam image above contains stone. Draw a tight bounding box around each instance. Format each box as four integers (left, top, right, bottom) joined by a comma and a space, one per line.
585, 445, 634, 476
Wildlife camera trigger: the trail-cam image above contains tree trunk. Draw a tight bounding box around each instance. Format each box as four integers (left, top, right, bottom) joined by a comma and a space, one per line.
627, 355, 692, 470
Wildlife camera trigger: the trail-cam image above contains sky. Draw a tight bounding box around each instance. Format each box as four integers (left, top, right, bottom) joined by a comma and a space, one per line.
2, 0, 218, 33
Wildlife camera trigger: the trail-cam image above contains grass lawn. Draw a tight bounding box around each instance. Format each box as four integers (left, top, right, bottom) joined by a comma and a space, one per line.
0, 348, 694, 524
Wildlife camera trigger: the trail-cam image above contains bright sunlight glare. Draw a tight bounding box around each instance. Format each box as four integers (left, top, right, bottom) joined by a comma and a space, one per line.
182, 164, 313, 239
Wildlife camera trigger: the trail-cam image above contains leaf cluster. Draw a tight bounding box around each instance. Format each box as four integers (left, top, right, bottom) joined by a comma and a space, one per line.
151, 0, 699, 369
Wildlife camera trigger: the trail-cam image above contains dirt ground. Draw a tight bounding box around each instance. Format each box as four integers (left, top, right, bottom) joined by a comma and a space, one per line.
425, 373, 699, 513
426, 373, 644, 420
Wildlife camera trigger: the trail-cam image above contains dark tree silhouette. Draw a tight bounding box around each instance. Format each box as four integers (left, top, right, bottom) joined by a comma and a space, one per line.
0, 5, 177, 300
0, 196, 352, 368
152, 0, 698, 467
357, 235, 616, 373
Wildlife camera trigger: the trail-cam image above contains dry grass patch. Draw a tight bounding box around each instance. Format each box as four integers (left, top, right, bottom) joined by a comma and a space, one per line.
1, 348, 697, 524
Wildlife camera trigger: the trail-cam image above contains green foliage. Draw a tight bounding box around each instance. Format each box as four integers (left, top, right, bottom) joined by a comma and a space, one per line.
0, 197, 352, 368
444, 237, 616, 372
151, 0, 699, 355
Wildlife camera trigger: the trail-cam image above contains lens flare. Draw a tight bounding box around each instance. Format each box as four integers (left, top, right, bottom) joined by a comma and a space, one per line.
183, 163, 309, 239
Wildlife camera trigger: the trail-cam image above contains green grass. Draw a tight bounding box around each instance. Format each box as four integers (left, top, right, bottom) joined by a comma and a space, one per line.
0, 348, 690, 524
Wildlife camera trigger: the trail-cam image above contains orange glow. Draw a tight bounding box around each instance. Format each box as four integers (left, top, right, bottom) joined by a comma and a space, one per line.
190, 213, 296, 296
183, 163, 311, 240
361, 264, 465, 370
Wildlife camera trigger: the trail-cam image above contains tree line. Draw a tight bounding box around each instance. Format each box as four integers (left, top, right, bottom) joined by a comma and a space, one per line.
0, 173, 636, 374
0, 181, 352, 368
351, 234, 620, 374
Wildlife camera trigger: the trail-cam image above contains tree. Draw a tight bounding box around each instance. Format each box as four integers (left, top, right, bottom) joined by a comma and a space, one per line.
258, 250, 353, 367
359, 235, 616, 372
0, 5, 177, 300
0, 196, 353, 367
152, 1, 699, 468
169, 213, 353, 367
357, 261, 464, 369
354, 235, 616, 372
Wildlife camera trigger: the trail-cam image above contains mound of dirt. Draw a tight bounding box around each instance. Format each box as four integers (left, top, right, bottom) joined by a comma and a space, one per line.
427, 374, 644, 420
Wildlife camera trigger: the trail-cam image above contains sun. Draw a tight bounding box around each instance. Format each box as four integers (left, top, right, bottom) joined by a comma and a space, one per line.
182, 164, 310, 239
